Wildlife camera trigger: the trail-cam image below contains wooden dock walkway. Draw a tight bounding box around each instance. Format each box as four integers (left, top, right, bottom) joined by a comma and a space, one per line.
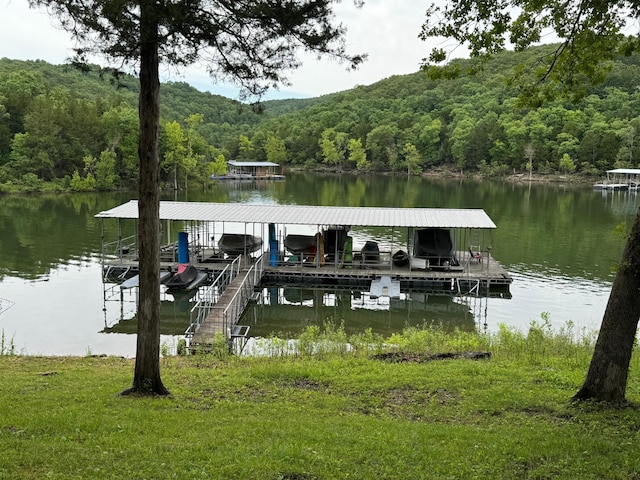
188, 256, 263, 352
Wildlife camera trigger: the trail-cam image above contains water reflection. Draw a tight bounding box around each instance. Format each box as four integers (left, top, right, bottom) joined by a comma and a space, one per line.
595, 189, 640, 216
101, 288, 198, 336
99, 282, 489, 341
0, 193, 133, 281
242, 287, 484, 338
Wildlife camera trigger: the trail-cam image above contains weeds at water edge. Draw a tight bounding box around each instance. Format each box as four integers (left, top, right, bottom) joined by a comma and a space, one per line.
0, 329, 15, 356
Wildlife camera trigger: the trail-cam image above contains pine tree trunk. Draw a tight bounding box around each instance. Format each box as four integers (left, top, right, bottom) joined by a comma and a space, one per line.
573, 208, 640, 403
121, 0, 169, 396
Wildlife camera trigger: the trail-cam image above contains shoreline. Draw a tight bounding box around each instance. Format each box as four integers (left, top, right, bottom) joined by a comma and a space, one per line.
291, 165, 599, 186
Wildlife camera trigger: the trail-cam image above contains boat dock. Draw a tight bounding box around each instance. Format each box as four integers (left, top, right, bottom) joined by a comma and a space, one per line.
96, 201, 513, 350
594, 168, 640, 191
210, 160, 285, 181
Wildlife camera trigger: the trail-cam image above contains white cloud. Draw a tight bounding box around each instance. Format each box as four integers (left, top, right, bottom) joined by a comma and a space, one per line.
2, 0, 76, 63
1, 0, 438, 99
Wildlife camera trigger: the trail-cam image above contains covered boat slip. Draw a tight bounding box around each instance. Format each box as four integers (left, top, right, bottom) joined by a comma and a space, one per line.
96, 200, 511, 292
97, 201, 511, 349
210, 161, 285, 180
593, 168, 640, 191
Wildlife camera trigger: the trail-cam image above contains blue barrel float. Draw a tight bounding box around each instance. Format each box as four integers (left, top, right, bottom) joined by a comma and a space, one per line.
177, 231, 189, 265
269, 223, 278, 266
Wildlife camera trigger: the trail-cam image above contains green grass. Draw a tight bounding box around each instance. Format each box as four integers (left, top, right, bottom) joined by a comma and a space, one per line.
1, 323, 640, 479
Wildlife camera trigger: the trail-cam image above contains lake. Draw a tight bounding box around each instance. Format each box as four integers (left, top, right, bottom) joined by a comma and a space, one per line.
0, 173, 633, 356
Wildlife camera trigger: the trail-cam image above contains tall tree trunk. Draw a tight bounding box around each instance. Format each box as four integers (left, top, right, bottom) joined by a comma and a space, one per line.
573, 208, 640, 403
121, 0, 169, 396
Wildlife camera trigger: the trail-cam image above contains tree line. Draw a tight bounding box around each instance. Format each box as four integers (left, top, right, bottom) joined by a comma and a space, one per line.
3, 46, 640, 193
0, 59, 258, 192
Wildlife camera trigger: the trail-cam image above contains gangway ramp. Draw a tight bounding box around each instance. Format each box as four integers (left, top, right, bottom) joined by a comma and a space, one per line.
188, 255, 263, 352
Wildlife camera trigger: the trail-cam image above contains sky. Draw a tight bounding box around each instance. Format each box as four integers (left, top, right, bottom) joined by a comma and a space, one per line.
0, 0, 450, 100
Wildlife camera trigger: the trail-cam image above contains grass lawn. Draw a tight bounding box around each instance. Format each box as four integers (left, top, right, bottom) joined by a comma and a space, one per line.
1, 324, 639, 479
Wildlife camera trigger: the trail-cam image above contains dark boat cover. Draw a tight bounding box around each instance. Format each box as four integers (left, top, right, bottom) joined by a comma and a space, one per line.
284, 234, 316, 254
323, 228, 349, 256
362, 240, 380, 264
413, 228, 455, 264
218, 234, 262, 255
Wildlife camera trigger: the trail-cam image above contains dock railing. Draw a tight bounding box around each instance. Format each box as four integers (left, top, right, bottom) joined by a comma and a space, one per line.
101, 234, 138, 262
269, 249, 393, 270
217, 254, 264, 339
186, 255, 242, 337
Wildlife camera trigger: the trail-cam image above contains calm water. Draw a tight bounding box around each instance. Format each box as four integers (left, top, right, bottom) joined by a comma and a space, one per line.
0, 173, 633, 356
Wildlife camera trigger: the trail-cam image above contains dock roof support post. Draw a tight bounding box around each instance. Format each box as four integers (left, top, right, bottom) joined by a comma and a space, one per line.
407, 227, 413, 259
117, 219, 123, 261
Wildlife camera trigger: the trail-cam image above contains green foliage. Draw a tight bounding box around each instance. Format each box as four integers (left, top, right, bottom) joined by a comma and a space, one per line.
478, 159, 511, 177
348, 138, 369, 170
559, 153, 577, 173
253, 47, 640, 174
162, 120, 187, 190
6, 47, 640, 188
319, 128, 347, 166
69, 169, 96, 192
420, 0, 634, 105
402, 142, 422, 175
237, 134, 255, 161
260, 319, 595, 368
612, 222, 628, 239
296, 321, 349, 356
0, 59, 264, 191
19, 173, 44, 191
0, 329, 15, 355
208, 153, 227, 177
348, 328, 385, 354
264, 135, 287, 164
95, 150, 117, 190
386, 324, 490, 354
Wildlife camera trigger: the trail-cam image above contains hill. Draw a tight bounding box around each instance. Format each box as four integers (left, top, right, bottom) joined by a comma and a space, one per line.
250, 45, 640, 173
3, 44, 640, 192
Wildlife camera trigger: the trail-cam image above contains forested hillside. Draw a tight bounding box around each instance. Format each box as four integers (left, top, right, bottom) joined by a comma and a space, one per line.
253, 44, 640, 176
2, 45, 640, 192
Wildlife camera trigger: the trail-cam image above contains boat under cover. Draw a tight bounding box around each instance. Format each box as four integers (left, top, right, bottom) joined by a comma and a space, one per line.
413, 228, 458, 267
218, 233, 263, 256
284, 234, 317, 254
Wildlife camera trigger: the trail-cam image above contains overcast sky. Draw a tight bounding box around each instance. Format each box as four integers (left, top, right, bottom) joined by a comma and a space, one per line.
1, 0, 456, 100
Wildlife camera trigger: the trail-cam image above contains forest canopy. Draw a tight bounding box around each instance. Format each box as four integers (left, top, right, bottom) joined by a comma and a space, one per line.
2, 45, 640, 192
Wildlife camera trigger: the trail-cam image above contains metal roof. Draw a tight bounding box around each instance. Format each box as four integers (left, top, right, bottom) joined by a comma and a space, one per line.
96, 200, 497, 229
228, 161, 279, 167
607, 168, 640, 175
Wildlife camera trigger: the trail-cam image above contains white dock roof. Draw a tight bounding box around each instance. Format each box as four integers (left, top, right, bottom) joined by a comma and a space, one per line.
96, 200, 497, 229
96, 200, 496, 228
607, 168, 640, 175
228, 161, 279, 167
